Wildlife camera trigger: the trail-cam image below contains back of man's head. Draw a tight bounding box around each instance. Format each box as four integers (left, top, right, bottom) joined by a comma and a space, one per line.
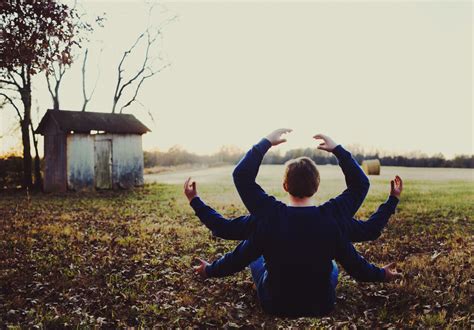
283, 157, 320, 198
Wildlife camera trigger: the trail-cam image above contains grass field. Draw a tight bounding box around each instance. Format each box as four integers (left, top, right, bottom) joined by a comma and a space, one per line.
1, 166, 473, 327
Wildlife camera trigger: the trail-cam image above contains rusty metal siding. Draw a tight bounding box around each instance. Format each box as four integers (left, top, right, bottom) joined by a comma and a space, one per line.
66, 134, 94, 191
100, 134, 144, 188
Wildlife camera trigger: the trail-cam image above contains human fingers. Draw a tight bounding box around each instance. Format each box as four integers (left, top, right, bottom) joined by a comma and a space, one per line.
317, 143, 328, 151
195, 257, 207, 265
385, 262, 396, 269
397, 176, 403, 190
313, 133, 327, 141
277, 128, 293, 135
184, 177, 191, 191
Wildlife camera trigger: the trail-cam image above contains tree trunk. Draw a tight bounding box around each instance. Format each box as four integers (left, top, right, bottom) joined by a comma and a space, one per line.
20, 85, 33, 189
81, 99, 89, 112
53, 96, 59, 110
112, 96, 118, 113
33, 148, 42, 189
20, 118, 33, 189
30, 121, 43, 190
53, 80, 60, 110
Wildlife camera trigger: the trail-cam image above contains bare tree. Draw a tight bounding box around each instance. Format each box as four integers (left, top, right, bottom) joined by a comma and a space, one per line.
112, 29, 164, 113
81, 48, 102, 111
45, 62, 67, 110
1, 1, 94, 188
44, 1, 103, 112
111, 5, 175, 114
29, 103, 43, 188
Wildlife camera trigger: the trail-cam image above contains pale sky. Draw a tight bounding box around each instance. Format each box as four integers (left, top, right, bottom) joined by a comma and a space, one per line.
0, 0, 472, 158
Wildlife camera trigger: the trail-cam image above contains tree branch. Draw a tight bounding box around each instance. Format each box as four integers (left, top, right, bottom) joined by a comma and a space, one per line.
0, 79, 18, 87
81, 48, 102, 112
2, 71, 22, 89
112, 32, 146, 113
111, 4, 176, 114
135, 99, 156, 125
119, 63, 170, 113
0, 92, 23, 121
116, 30, 157, 98
45, 73, 55, 100
81, 49, 89, 112
89, 48, 102, 103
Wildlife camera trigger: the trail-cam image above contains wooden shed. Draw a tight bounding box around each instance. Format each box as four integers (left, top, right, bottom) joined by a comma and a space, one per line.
35, 110, 150, 192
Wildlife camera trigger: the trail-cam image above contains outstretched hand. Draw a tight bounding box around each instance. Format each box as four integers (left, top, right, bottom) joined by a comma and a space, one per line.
184, 177, 198, 202
193, 258, 210, 279
390, 175, 403, 199
383, 262, 402, 282
265, 128, 293, 146
313, 134, 338, 152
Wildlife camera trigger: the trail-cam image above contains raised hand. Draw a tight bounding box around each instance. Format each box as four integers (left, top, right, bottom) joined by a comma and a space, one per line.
390, 175, 403, 199
193, 258, 210, 279
313, 134, 338, 152
383, 262, 402, 282
265, 128, 293, 146
184, 177, 198, 202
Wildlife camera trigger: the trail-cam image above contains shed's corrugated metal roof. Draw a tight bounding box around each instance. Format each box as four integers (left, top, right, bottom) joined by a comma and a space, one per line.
35, 110, 151, 135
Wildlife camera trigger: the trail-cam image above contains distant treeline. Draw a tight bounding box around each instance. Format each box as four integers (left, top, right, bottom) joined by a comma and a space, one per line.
144, 146, 474, 169
1, 147, 472, 188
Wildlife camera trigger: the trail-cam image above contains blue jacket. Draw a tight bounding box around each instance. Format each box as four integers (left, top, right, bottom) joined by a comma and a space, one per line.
190, 196, 399, 243
201, 138, 398, 316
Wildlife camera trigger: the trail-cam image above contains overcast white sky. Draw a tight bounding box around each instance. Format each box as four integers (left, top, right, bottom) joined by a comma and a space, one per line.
0, 0, 472, 158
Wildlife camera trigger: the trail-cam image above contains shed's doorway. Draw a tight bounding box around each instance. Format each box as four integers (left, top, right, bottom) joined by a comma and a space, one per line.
94, 139, 112, 189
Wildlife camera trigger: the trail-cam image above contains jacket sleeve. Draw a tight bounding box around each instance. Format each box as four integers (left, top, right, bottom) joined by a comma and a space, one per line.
190, 197, 256, 240
335, 236, 386, 282
233, 138, 278, 216
320, 145, 370, 233
346, 196, 399, 242
205, 232, 263, 278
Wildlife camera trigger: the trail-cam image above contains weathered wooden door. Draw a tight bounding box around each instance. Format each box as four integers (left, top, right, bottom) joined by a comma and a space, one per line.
94, 140, 112, 189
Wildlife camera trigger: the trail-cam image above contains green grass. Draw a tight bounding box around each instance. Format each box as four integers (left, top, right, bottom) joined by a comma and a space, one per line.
0, 170, 473, 327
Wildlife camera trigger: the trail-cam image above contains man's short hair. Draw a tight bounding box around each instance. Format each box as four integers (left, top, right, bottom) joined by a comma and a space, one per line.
284, 157, 320, 198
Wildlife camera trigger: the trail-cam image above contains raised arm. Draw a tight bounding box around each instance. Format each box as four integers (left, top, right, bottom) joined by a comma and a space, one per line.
233, 129, 292, 216
333, 146, 370, 211
345, 196, 399, 242
315, 134, 370, 231
337, 176, 403, 242
185, 177, 256, 240
190, 198, 257, 240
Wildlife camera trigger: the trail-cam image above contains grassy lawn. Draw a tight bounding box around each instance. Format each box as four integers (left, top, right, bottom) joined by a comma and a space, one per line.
0, 167, 473, 327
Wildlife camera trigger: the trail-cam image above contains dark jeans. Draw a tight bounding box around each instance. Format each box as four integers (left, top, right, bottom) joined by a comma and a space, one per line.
249, 256, 339, 311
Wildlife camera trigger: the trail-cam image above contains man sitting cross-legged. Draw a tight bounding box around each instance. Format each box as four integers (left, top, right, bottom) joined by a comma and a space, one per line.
190, 130, 402, 317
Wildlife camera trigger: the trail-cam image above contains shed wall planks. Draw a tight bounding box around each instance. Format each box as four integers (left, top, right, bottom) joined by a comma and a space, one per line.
44, 132, 144, 191
44, 133, 67, 192
67, 134, 95, 191
38, 110, 148, 192
96, 134, 144, 188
